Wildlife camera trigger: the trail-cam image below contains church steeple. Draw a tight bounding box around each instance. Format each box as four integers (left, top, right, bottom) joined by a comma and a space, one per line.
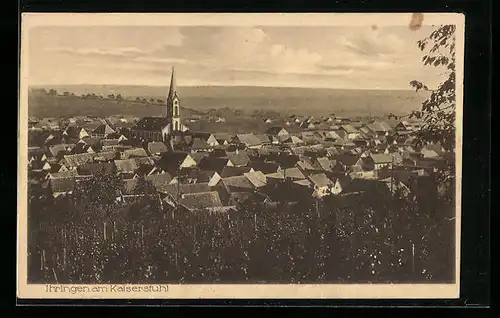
166, 66, 181, 133
167, 66, 177, 102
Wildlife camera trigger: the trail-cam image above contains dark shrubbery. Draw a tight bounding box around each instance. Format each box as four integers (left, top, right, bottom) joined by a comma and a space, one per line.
27, 173, 455, 284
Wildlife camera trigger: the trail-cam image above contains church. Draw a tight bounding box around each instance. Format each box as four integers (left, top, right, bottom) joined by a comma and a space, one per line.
130, 66, 189, 143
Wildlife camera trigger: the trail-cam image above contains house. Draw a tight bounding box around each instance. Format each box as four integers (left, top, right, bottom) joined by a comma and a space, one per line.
130, 117, 185, 142
219, 166, 254, 178
364, 121, 390, 137
282, 167, 307, 180
308, 173, 334, 198
190, 138, 210, 152
94, 150, 119, 162
255, 134, 272, 145
91, 124, 116, 138
233, 133, 263, 148
122, 148, 149, 159
243, 171, 267, 188
48, 144, 75, 158
114, 159, 140, 176
102, 139, 120, 149
63, 126, 90, 140
212, 133, 232, 146
46, 170, 78, 179
395, 121, 412, 132
341, 178, 393, 200
49, 177, 76, 198
226, 150, 251, 167
158, 182, 212, 199
198, 157, 231, 173
282, 135, 304, 145
247, 161, 280, 174
333, 153, 363, 171
315, 157, 334, 172
145, 173, 173, 191
363, 153, 394, 171
77, 162, 116, 176
178, 191, 224, 212
265, 126, 289, 137
147, 141, 169, 155
174, 168, 221, 186
59, 153, 97, 170
339, 125, 361, 140
227, 192, 253, 206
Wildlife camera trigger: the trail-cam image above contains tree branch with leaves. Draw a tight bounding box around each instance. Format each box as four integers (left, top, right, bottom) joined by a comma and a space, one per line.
389, 25, 457, 152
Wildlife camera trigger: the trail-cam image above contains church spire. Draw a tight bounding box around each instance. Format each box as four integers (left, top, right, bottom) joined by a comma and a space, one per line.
167, 66, 176, 102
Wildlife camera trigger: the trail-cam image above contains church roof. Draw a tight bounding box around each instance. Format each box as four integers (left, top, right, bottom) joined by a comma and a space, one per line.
167, 66, 178, 101
132, 117, 169, 131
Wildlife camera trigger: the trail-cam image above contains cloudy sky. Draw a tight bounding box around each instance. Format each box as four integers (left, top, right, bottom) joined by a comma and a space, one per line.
27, 25, 446, 90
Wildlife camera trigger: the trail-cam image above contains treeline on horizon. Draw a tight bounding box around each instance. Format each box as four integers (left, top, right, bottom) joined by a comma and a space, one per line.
27, 172, 455, 284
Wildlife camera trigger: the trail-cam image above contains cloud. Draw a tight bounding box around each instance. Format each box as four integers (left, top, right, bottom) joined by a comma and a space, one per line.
337, 29, 405, 58
46, 46, 147, 58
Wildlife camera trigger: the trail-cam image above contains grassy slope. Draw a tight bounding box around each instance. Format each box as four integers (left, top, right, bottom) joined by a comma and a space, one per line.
30, 85, 428, 117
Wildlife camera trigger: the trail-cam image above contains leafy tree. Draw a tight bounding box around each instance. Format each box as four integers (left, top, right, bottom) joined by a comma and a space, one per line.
390, 25, 457, 152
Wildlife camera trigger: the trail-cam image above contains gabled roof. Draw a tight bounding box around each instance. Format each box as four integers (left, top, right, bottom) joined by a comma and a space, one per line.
243, 171, 267, 188
92, 124, 116, 135
283, 135, 304, 144
308, 173, 333, 188
190, 138, 209, 150
316, 157, 334, 172
147, 141, 168, 154
159, 182, 211, 197
222, 176, 255, 191
334, 153, 361, 167
80, 137, 102, 148
134, 156, 156, 166
228, 192, 253, 205
265, 126, 288, 135
145, 173, 173, 190
183, 168, 217, 183
122, 178, 139, 195
247, 161, 280, 174
114, 159, 139, 173
77, 162, 116, 175
49, 144, 75, 157
220, 166, 253, 178
61, 153, 96, 168
123, 148, 148, 158
283, 167, 306, 179
101, 139, 120, 147
179, 191, 223, 210
255, 134, 271, 144
235, 133, 262, 147
227, 151, 250, 166
192, 132, 213, 141
50, 177, 75, 194
132, 117, 169, 131
370, 153, 393, 164
48, 169, 76, 179
341, 124, 359, 134
189, 152, 210, 165
212, 132, 232, 141
94, 150, 118, 161
198, 156, 229, 172
366, 121, 389, 133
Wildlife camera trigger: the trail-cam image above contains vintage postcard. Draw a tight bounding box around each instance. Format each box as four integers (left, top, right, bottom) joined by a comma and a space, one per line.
18, 13, 464, 300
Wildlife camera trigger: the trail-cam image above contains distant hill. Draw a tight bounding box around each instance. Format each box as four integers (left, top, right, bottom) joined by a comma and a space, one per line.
29, 85, 428, 118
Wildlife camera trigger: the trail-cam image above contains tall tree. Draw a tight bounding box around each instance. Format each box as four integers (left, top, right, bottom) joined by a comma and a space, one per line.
390, 25, 457, 152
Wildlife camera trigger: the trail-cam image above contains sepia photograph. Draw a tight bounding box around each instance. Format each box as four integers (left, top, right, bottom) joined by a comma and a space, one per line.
18, 13, 464, 299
